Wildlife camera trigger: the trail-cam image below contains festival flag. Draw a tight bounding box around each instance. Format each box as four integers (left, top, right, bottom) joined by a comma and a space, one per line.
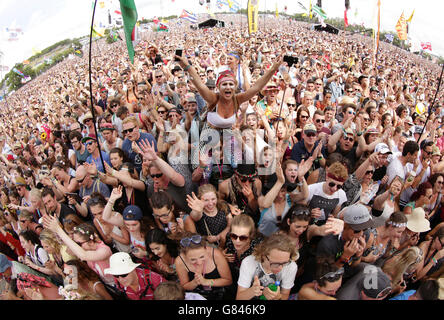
12, 67, 25, 77
406, 9, 415, 23
22, 60, 30, 65
180, 9, 198, 23
247, 0, 259, 35
395, 11, 407, 40
385, 33, 394, 43
309, 0, 313, 19
119, 0, 138, 64
344, 9, 349, 28
92, 26, 104, 38
298, 1, 308, 16
153, 16, 159, 24
312, 4, 327, 19
420, 42, 432, 51
221, 0, 240, 12
373, 0, 381, 66
275, 3, 279, 18
158, 22, 169, 32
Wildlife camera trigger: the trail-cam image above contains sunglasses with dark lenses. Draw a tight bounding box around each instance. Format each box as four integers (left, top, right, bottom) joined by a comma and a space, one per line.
122, 127, 136, 135
320, 267, 344, 281
291, 209, 311, 217
287, 103, 296, 107
86, 141, 94, 146
111, 104, 119, 108
180, 235, 202, 247
151, 173, 163, 179
300, 115, 309, 119
347, 90, 354, 93
305, 132, 317, 137
116, 273, 130, 278
315, 119, 325, 123
229, 233, 249, 241
343, 136, 354, 142
328, 182, 343, 189
157, 110, 166, 114
365, 170, 374, 175
424, 150, 433, 156
363, 117, 370, 122
240, 177, 255, 183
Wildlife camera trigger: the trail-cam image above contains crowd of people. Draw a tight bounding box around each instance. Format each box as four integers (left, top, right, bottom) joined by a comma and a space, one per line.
0, 15, 443, 300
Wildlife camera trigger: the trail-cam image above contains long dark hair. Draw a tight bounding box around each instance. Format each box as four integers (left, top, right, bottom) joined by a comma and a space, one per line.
145, 228, 179, 261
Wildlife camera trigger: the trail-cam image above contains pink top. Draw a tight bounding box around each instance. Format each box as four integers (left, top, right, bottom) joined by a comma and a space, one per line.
436, 136, 444, 152
86, 241, 114, 286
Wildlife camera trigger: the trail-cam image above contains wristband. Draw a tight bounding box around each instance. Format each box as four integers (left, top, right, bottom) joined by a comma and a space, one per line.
432, 257, 438, 265
184, 65, 191, 72
210, 280, 214, 288
356, 131, 363, 136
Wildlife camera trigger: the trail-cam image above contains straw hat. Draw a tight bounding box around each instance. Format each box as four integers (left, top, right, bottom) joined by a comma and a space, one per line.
406, 207, 430, 233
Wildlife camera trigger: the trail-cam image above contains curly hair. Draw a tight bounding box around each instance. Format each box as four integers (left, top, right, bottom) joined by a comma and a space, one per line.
326, 162, 348, 181
253, 233, 299, 263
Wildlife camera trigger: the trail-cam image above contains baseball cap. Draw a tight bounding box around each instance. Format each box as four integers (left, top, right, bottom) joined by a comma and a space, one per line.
413, 125, 423, 134
303, 123, 317, 133
343, 204, 374, 231
370, 86, 379, 92
361, 266, 392, 299
205, 79, 216, 89
122, 205, 143, 221
374, 143, 392, 154
81, 134, 97, 144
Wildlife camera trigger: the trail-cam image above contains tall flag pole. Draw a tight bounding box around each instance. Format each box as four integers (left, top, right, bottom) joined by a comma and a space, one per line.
88, 0, 106, 171
373, 0, 381, 68
119, 0, 138, 64
309, 0, 313, 19
344, 0, 350, 30
406, 9, 414, 34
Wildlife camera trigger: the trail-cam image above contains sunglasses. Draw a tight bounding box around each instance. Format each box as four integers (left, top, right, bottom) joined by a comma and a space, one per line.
76, 176, 86, 183
151, 173, 163, 179
365, 170, 374, 175
180, 235, 202, 247
343, 136, 354, 142
320, 267, 344, 281
111, 104, 119, 108
315, 119, 325, 123
86, 141, 94, 147
305, 132, 317, 137
229, 233, 249, 241
75, 239, 90, 246
155, 76, 163, 79
328, 181, 343, 189
300, 115, 309, 119
291, 209, 311, 217
363, 117, 370, 122
347, 90, 354, 93
157, 110, 166, 114
239, 177, 255, 183
265, 256, 291, 268
287, 103, 296, 107
19, 219, 28, 223
116, 273, 130, 279
424, 150, 433, 156
122, 127, 136, 135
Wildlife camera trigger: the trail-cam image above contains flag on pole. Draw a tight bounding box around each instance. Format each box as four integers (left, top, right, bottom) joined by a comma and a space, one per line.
180, 9, 198, 23
312, 4, 327, 19
247, 0, 259, 35
406, 9, 415, 23
153, 16, 159, 24
420, 42, 432, 51
309, 0, 313, 19
119, 0, 138, 64
12, 67, 25, 78
395, 11, 407, 40
275, 3, 279, 18
344, 9, 349, 28
373, 0, 381, 66
385, 33, 394, 43
92, 26, 105, 38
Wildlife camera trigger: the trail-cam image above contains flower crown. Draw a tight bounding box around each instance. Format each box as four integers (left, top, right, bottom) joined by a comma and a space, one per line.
387, 221, 407, 228
73, 226, 94, 240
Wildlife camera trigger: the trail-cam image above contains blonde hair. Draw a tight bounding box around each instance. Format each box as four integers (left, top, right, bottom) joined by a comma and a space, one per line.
122, 116, 138, 127
154, 281, 185, 300
231, 214, 256, 238
253, 233, 299, 262
39, 229, 62, 255
382, 246, 422, 288
19, 209, 34, 221
30, 188, 42, 200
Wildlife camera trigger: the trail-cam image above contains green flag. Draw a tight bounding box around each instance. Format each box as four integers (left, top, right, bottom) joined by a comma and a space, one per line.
119, 0, 138, 64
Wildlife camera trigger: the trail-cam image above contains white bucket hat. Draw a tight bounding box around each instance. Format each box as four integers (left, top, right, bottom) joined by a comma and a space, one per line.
104, 252, 140, 276
406, 208, 430, 233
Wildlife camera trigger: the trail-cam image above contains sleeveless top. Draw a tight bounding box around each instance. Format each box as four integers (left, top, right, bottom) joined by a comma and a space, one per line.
86, 242, 114, 286
207, 108, 236, 129
195, 210, 228, 237
130, 234, 146, 251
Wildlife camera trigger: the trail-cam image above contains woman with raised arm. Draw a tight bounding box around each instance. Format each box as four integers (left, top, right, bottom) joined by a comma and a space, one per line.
175, 53, 283, 131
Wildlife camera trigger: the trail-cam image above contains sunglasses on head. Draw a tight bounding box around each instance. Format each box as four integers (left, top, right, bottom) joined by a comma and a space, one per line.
122, 127, 136, 135
180, 235, 202, 247
328, 181, 343, 189
291, 208, 311, 217
320, 267, 344, 281
229, 233, 249, 241
151, 173, 163, 179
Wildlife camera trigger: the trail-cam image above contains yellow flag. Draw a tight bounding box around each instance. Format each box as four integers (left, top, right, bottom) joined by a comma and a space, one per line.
406, 9, 415, 23
247, 0, 259, 35
395, 11, 407, 40
275, 3, 279, 17
99, 1, 105, 9
228, 0, 233, 8
309, 0, 312, 19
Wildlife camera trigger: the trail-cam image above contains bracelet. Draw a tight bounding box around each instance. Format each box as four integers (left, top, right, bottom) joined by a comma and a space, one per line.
184, 65, 191, 72
432, 257, 438, 265
199, 165, 207, 169
210, 280, 214, 288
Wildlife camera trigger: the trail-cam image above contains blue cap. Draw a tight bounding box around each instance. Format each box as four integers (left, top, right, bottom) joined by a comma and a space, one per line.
0, 253, 12, 272
122, 205, 143, 221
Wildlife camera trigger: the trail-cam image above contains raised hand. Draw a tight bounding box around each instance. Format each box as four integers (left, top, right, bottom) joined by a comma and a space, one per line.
186, 192, 204, 213
42, 215, 62, 233
138, 139, 158, 161
298, 158, 313, 179
109, 185, 123, 202
252, 275, 264, 297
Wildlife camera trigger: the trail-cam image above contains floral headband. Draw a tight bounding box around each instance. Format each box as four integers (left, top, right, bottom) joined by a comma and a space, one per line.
387, 221, 407, 228
73, 226, 94, 240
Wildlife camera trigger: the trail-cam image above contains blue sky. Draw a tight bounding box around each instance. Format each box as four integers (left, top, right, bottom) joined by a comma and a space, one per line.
0, 0, 442, 77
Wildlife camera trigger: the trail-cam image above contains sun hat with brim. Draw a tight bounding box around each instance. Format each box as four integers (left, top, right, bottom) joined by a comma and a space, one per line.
406, 207, 430, 233
82, 112, 93, 124
99, 123, 116, 132
343, 204, 374, 231
0, 253, 12, 273
432, 145, 441, 156
366, 127, 379, 135
104, 252, 140, 276
15, 177, 26, 186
